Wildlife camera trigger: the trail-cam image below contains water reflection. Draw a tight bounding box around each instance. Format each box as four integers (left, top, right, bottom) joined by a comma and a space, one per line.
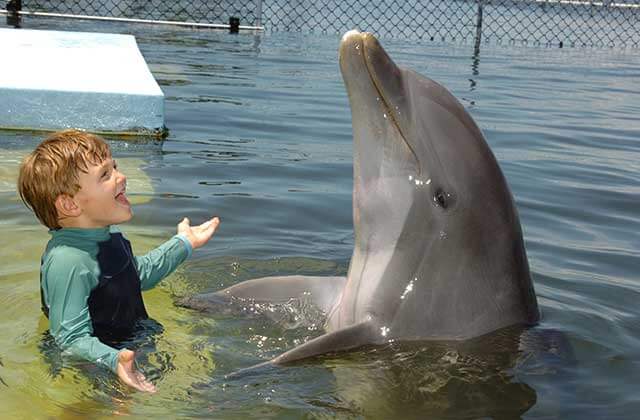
201, 325, 572, 419
360, 326, 570, 418
327, 334, 537, 419
168, 95, 245, 105
182, 271, 572, 419
469, 50, 480, 92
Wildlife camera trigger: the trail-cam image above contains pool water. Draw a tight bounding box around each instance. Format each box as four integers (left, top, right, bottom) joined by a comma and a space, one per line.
0, 17, 638, 419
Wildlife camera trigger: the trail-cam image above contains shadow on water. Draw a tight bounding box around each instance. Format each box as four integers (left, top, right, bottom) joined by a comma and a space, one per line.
0, 356, 6, 388
322, 332, 539, 419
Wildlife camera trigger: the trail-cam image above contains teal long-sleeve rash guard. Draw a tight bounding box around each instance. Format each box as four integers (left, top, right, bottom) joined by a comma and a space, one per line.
40, 226, 192, 373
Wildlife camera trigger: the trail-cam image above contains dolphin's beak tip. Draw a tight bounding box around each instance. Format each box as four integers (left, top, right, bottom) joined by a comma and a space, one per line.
342, 29, 361, 43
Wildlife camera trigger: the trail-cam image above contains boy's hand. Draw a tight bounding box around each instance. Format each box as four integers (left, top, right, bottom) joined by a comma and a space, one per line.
116, 349, 157, 393
177, 216, 220, 250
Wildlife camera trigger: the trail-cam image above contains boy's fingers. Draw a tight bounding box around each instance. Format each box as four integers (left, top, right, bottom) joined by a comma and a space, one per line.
136, 373, 157, 393
122, 372, 143, 391
144, 379, 157, 393
177, 218, 191, 234
130, 371, 156, 393
131, 379, 155, 393
203, 216, 218, 226
207, 217, 220, 231
197, 217, 219, 232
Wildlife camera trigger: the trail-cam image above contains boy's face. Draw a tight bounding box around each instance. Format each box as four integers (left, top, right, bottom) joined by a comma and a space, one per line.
71, 156, 133, 228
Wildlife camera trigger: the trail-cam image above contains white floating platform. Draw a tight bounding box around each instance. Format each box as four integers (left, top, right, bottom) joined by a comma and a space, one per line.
0, 28, 165, 137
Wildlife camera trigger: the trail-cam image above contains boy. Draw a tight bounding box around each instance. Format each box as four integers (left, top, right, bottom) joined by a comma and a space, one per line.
17, 129, 219, 393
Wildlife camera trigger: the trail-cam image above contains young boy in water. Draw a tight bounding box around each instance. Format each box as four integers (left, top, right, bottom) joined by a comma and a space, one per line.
17, 129, 220, 393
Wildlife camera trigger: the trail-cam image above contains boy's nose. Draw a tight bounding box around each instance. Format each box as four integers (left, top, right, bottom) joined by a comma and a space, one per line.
116, 170, 127, 185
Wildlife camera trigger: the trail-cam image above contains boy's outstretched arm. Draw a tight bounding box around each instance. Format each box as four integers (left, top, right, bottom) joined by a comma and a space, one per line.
135, 217, 220, 290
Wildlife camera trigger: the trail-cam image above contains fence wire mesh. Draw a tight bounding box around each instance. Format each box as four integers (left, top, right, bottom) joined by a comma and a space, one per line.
6, 0, 640, 47
261, 0, 640, 47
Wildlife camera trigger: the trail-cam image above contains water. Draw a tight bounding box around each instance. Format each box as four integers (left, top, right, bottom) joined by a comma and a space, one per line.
1, 16, 639, 419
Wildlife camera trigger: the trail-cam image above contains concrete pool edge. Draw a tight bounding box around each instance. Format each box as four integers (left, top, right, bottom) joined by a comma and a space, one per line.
0, 27, 166, 137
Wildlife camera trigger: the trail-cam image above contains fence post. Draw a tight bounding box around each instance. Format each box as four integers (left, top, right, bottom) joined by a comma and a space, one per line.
6, 0, 21, 27
229, 16, 240, 33
474, 0, 484, 56
255, 0, 263, 28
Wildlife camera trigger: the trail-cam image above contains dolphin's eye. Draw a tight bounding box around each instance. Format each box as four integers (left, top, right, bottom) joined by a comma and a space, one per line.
433, 188, 452, 210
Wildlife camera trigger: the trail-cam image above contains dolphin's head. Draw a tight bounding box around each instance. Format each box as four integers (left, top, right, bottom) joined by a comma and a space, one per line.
337, 30, 538, 339
339, 30, 500, 241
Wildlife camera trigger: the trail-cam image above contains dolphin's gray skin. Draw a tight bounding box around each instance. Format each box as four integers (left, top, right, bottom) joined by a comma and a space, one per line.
182, 30, 539, 365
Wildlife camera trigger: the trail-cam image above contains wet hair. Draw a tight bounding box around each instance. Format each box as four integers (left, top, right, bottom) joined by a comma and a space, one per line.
17, 129, 111, 229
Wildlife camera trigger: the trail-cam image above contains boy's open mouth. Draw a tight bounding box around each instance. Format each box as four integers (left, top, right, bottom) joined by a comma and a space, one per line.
115, 190, 130, 206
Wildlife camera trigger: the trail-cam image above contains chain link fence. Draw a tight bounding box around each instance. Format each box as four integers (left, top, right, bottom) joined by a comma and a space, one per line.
4, 0, 640, 47
261, 0, 640, 48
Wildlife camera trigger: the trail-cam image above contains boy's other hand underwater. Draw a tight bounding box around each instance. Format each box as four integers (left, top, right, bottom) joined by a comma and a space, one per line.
117, 349, 157, 393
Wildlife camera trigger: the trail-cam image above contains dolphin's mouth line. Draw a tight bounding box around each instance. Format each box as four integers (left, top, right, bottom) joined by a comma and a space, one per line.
361, 39, 421, 176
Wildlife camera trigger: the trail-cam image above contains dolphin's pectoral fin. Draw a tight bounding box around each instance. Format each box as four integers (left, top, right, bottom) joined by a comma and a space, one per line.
272, 321, 377, 364
225, 321, 376, 379
180, 275, 346, 314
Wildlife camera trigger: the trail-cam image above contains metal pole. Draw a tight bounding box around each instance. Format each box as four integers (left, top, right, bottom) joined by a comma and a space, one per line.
474, 0, 484, 56
0, 10, 265, 31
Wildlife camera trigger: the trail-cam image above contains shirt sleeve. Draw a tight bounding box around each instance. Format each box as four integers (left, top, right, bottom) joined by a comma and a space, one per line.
134, 234, 192, 291
42, 249, 121, 372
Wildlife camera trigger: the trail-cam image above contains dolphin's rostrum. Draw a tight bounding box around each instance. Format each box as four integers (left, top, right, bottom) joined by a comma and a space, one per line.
181, 30, 539, 367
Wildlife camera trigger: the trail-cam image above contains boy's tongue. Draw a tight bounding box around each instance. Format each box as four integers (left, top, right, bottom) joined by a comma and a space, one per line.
116, 192, 130, 205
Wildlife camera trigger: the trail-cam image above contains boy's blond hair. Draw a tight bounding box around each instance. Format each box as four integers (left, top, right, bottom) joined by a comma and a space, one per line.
17, 130, 111, 229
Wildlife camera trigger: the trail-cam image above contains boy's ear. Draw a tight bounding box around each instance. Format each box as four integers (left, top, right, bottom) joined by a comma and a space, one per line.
54, 194, 81, 218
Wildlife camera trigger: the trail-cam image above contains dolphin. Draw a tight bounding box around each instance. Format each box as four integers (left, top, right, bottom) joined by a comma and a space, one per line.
181, 30, 539, 365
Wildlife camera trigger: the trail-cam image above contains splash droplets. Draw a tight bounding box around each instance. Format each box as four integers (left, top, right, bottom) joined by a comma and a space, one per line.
408, 175, 431, 187
400, 277, 417, 300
